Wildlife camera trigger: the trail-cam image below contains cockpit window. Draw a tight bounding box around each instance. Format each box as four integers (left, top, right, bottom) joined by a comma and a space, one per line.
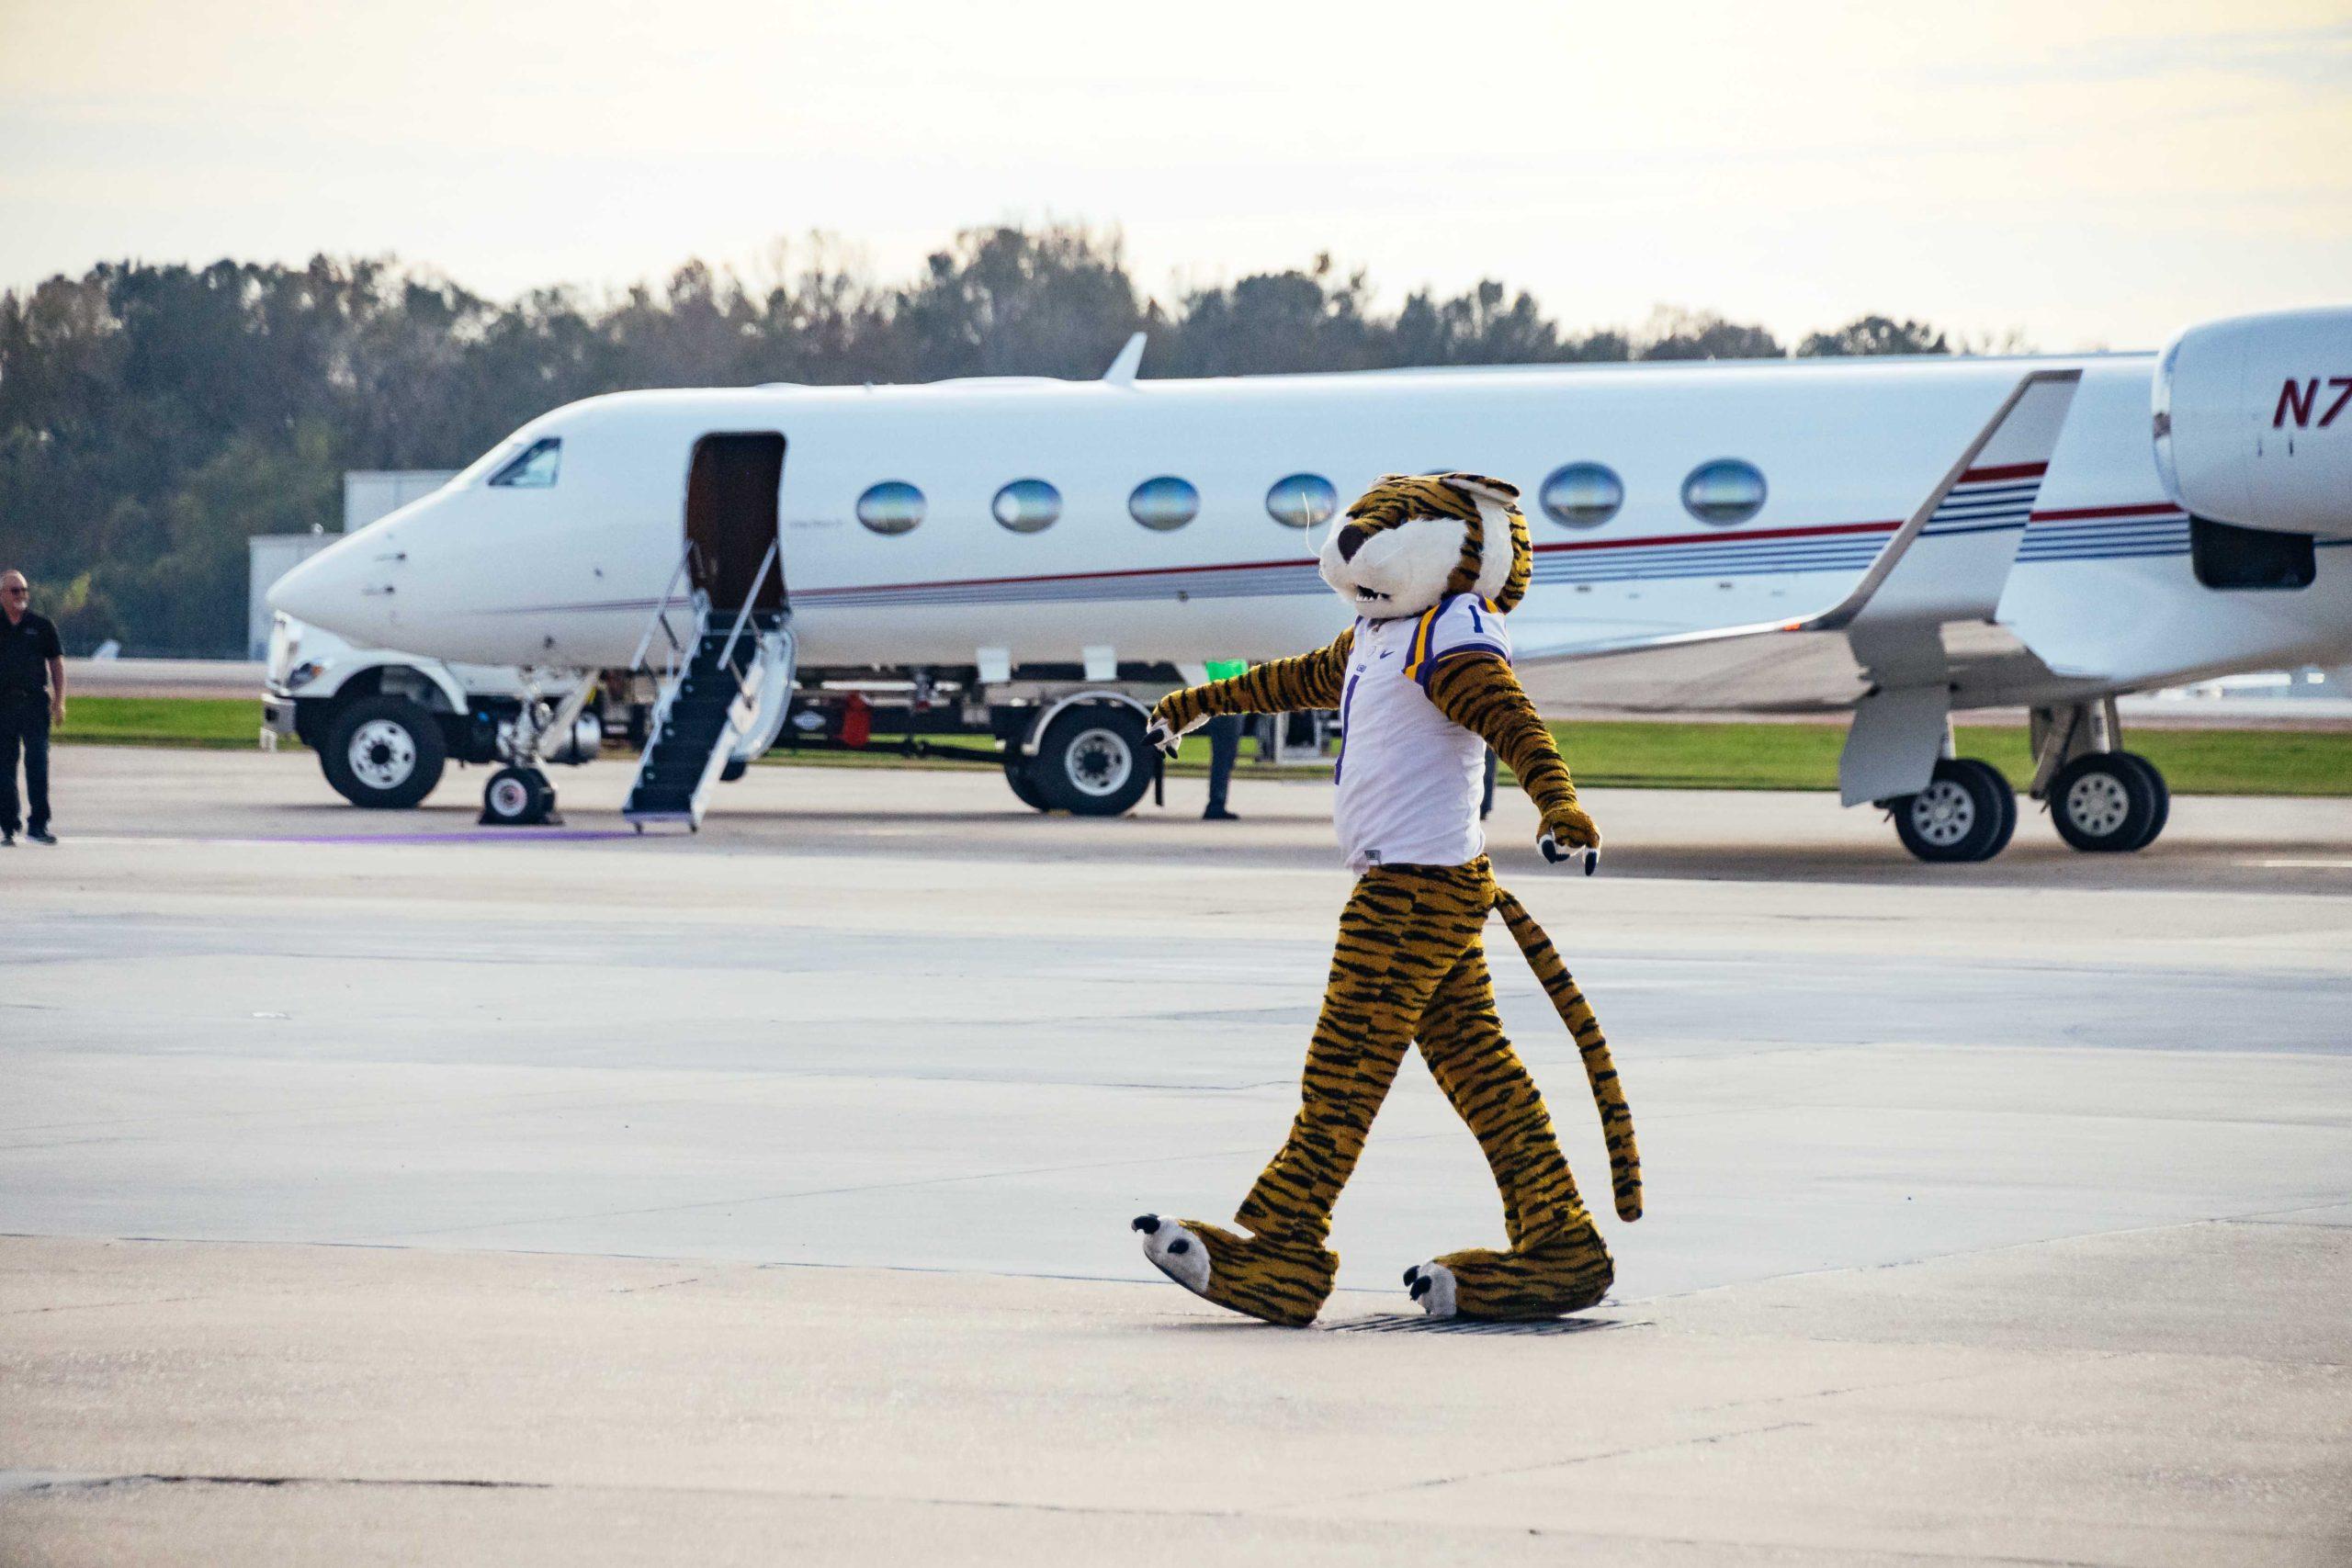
489, 437, 561, 489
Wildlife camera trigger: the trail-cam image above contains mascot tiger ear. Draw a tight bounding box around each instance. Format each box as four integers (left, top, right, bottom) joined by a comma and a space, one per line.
1439, 473, 1521, 506
1444, 473, 1532, 615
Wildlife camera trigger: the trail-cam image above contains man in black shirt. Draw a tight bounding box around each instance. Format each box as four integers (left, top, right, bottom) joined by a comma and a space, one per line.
1, 570, 64, 846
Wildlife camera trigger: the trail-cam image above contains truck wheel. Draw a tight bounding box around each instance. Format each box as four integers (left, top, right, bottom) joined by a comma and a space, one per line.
322, 694, 447, 809
1033, 705, 1152, 818
1003, 752, 1050, 812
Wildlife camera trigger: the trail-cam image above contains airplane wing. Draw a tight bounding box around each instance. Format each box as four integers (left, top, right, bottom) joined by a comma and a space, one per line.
1505, 368, 2079, 700
1512, 368, 2084, 801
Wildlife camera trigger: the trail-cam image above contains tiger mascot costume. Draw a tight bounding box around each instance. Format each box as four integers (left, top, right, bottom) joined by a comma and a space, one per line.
1132, 472, 1641, 1325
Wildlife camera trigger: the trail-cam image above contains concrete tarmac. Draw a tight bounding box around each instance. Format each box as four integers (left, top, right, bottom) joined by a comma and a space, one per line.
3, 748, 2348, 1564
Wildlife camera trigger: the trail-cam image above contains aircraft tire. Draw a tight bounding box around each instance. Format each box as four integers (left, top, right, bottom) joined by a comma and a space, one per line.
1002, 752, 1051, 812
2049, 752, 2160, 853
1033, 705, 1153, 818
1892, 759, 2007, 863
481, 764, 553, 826
2113, 751, 2170, 850
1954, 757, 2018, 858
322, 694, 447, 809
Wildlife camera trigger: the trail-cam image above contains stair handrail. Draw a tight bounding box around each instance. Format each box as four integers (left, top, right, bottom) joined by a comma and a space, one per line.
629, 543, 699, 677
710, 537, 783, 694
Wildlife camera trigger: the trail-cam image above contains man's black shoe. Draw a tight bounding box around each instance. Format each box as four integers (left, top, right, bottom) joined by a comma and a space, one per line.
2, 829, 14, 846
26, 827, 55, 845
1204, 807, 1239, 822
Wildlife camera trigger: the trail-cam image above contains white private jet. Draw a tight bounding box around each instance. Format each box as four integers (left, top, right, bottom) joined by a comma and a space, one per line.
270, 306, 2352, 861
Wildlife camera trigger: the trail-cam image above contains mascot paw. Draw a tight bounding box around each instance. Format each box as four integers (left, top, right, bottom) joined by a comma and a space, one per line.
1133, 1213, 1333, 1326
1403, 1261, 1460, 1319
1417, 1222, 1615, 1321
1538, 802, 1600, 852
1144, 704, 1206, 758
1133, 1213, 1212, 1295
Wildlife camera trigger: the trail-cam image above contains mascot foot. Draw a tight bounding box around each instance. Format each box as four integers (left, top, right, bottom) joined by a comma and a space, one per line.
1132, 1213, 1335, 1328
1405, 1215, 1614, 1322
1402, 1260, 1459, 1318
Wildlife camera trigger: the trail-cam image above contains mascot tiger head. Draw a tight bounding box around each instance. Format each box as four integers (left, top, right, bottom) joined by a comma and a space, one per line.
1318, 471, 1531, 620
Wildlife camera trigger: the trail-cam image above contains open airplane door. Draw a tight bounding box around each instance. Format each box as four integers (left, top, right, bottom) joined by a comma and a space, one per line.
1516, 369, 2083, 807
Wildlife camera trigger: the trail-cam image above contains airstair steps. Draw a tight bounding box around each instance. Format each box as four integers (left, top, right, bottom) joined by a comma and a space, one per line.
624, 539, 793, 832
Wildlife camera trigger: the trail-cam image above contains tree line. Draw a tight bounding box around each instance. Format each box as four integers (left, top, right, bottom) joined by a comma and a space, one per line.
0, 223, 1987, 656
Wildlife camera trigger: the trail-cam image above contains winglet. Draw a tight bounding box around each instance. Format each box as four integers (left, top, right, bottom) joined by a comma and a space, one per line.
1804, 367, 2081, 637
1102, 332, 1146, 386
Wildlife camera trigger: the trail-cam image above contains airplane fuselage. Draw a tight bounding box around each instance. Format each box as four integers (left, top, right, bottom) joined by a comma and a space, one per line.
271, 349, 2352, 713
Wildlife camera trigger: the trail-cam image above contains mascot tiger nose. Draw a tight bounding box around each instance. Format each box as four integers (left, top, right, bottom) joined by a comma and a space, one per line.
1135, 472, 1642, 1326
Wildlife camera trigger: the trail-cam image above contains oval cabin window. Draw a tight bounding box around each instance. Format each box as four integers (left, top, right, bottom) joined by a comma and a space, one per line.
1265, 473, 1338, 529
855, 480, 925, 536
1539, 462, 1623, 528
1681, 458, 1767, 525
1128, 476, 1199, 531
993, 479, 1061, 534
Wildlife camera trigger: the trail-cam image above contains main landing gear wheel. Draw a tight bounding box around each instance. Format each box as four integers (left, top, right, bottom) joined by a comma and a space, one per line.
1892, 758, 2015, 863
1954, 757, 2018, 859
1033, 705, 1153, 817
481, 765, 558, 827
2050, 750, 2165, 852
322, 694, 446, 809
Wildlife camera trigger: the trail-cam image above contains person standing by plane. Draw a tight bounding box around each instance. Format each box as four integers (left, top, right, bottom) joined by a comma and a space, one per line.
1201, 659, 1247, 821
0, 570, 64, 846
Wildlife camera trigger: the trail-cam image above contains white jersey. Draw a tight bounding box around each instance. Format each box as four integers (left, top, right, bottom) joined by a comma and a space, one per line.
1332, 593, 1511, 873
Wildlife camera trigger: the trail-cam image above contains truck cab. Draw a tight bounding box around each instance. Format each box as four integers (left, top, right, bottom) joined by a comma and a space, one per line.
263, 612, 607, 807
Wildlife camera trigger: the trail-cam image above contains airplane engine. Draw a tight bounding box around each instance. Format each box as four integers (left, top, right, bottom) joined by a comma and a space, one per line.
2154, 306, 2352, 538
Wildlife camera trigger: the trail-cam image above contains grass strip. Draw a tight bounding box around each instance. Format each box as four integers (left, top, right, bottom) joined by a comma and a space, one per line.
53, 697, 291, 750
49, 696, 2352, 796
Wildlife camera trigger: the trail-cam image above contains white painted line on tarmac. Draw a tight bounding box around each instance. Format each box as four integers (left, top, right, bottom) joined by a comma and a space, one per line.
2254, 859, 2352, 869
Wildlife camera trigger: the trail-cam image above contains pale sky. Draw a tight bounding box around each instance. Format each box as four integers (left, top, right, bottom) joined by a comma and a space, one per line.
3, 0, 2347, 351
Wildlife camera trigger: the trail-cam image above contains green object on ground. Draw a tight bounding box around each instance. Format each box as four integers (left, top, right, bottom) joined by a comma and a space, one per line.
1204, 660, 1250, 682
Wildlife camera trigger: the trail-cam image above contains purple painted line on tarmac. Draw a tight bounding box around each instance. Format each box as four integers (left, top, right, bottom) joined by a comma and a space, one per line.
244, 829, 647, 846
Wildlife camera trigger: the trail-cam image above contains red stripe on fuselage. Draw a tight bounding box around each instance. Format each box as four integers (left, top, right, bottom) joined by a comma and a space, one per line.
2027, 502, 2185, 523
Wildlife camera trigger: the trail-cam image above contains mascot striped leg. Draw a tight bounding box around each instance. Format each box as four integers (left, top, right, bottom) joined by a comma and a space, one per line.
1136, 863, 1493, 1326
1404, 891, 1639, 1319
1136, 861, 1640, 1326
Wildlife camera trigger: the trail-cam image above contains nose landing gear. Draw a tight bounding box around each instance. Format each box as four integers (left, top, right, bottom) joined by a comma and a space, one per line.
481, 765, 559, 826
476, 674, 594, 828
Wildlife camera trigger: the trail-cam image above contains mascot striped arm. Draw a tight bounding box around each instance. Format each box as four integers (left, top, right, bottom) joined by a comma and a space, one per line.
1133, 473, 1641, 1325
